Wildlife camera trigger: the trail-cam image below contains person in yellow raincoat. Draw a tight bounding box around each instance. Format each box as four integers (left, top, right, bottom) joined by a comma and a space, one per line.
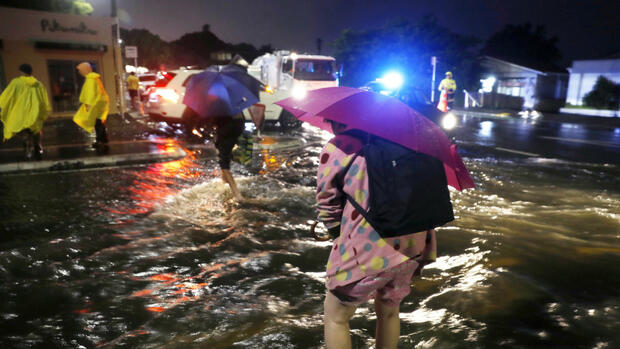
438, 71, 457, 111
73, 62, 109, 147
0, 64, 51, 159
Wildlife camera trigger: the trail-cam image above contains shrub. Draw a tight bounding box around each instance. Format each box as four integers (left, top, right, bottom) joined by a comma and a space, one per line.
583, 76, 620, 110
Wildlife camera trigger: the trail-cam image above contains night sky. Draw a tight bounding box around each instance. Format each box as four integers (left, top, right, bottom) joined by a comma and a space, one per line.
92, 0, 619, 66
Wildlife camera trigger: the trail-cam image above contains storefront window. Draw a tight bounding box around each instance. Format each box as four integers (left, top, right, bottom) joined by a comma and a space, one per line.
48, 60, 98, 112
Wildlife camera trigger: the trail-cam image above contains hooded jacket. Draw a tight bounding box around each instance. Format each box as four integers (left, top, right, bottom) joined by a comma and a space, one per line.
73, 72, 109, 133
0, 76, 51, 141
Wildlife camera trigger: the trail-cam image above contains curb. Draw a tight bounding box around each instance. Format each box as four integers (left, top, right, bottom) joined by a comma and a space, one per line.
0, 146, 187, 175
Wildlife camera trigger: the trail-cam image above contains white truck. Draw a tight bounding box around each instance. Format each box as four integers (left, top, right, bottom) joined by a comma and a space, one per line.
246, 50, 339, 129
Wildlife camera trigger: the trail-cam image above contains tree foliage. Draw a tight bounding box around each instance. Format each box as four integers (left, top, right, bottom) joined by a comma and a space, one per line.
583, 76, 620, 110
332, 16, 479, 92
120, 28, 173, 69
171, 24, 268, 67
0, 0, 93, 15
481, 23, 561, 69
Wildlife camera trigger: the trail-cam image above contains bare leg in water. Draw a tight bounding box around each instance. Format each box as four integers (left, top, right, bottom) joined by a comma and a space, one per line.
221, 169, 243, 201
324, 291, 401, 349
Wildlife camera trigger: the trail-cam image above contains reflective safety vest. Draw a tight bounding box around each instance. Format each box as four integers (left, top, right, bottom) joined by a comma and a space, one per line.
438, 78, 456, 93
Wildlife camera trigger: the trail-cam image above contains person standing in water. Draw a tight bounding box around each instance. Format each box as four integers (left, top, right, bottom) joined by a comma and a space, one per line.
317, 120, 439, 349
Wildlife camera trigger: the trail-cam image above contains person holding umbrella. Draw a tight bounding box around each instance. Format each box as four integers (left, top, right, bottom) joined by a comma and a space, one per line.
276, 87, 474, 349
183, 64, 263, 201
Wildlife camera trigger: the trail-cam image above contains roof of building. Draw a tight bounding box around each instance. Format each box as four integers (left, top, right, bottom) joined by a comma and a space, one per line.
482, 56, 568, 75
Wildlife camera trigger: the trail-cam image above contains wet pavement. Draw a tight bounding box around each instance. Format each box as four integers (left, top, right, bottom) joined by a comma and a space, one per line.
0, 114, 188, 174
1, 115, 619, 348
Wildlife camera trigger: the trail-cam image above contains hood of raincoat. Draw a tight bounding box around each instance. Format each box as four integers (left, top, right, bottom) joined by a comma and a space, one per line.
86, 72, 101, 79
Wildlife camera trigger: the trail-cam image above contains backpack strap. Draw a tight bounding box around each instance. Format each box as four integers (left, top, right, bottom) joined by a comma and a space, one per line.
344, 192, 371, 224
336, 151, 359, 208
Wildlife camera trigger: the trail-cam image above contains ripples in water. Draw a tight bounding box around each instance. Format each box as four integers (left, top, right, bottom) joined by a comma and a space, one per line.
0, 127, 619, 348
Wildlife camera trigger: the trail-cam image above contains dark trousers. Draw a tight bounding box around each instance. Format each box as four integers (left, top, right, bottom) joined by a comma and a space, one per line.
95, 119, 109, 144
21, 130, 42, 158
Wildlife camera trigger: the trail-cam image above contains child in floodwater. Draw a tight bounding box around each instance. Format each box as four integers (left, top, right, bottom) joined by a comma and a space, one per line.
316, 120, 437, 349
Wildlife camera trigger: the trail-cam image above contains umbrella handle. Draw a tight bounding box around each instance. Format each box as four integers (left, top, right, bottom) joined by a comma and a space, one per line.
310, 220, 330, 241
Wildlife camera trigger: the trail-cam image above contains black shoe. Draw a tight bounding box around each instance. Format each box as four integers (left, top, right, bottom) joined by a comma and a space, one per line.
95, 144, 109, 155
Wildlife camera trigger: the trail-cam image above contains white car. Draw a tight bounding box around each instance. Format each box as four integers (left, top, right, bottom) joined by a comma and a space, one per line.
146, 68, 288, 129
145, 68, 202, 124
138, 73, 157, 101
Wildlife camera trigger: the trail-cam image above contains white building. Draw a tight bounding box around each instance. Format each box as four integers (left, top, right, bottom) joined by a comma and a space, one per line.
565, 58, 620, 106
479, 56, 568, 111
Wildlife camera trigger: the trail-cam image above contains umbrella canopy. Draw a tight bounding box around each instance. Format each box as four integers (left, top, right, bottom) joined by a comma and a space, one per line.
183, 65, 262, 118
275, 86, 474, 191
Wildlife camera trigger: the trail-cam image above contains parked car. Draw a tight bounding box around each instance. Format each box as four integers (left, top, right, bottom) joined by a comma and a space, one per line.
145, 68, 273, 131
138, 73, 157, 101
145, 68, 200, 124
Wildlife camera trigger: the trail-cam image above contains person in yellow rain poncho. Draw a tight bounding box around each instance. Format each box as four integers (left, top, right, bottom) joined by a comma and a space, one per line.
438, 71, 457, 111
0, 64, 51, 159
73, 62, 109, 147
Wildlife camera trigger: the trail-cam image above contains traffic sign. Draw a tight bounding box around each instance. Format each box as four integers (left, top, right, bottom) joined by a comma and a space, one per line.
125, 46, 138, 59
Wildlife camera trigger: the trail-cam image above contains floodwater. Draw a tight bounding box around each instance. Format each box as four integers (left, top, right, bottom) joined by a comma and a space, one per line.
1, 124, 619, 348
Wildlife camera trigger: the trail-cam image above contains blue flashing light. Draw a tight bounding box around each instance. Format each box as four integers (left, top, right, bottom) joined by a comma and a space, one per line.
381, 71, 404, 90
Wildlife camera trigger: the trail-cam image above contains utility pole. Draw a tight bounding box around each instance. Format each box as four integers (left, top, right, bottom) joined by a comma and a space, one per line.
111, 0, 126, 116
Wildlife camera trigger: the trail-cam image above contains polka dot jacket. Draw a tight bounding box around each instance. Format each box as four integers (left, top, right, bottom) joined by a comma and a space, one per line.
317, 134, 437, 290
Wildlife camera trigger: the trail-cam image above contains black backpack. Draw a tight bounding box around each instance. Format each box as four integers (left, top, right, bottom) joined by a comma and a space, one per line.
343, 133, 454, 238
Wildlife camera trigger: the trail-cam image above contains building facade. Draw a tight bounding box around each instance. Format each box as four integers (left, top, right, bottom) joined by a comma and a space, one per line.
480, 56, 568, 111
565, 58, 620, 106
0, 7, 119, 116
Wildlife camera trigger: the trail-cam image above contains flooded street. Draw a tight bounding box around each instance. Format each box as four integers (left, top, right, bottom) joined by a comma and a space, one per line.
1, 123, 619, 348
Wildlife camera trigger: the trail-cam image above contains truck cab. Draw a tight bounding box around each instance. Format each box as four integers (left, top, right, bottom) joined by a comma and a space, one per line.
248, 51, 339, 128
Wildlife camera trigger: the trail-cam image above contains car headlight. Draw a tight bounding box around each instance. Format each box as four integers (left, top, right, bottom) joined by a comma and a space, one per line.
441, 112, 457, 130
292, 85, 307, 100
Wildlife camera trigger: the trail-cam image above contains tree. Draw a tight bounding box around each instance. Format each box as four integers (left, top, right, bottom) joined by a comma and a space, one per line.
120, 28, 172, 69
481, 23, 561, 69
583, 76, 620, 110
171, 24, 272, 67
171, 24, 231, 67
0, 0, 93, 15
332, 16, 479, 91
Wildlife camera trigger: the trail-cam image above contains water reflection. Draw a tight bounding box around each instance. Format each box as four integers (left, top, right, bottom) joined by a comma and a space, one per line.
478, 121, 494, 138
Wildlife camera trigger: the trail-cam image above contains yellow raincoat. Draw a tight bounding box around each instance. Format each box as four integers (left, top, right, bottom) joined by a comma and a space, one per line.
0, 76, 51, 141
73, 72, 109, 133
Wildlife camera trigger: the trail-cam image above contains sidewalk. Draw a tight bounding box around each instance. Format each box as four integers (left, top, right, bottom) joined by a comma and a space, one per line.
453, 108, 620, 128
0, 113, 187, 174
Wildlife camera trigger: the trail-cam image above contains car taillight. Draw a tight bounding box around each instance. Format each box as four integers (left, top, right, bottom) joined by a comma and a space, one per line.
155, 88, 180, 103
